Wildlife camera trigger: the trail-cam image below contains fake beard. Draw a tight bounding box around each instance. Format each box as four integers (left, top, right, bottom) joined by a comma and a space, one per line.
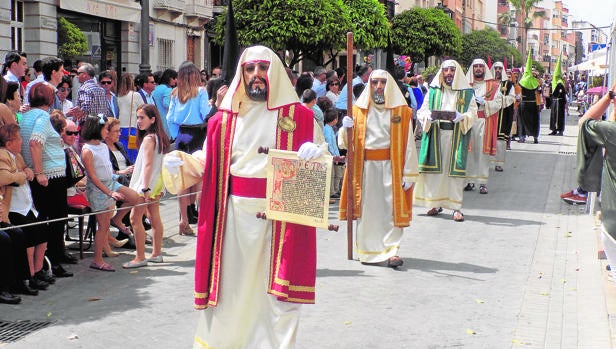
372, 91, 385, 104
246, 77, 268, 101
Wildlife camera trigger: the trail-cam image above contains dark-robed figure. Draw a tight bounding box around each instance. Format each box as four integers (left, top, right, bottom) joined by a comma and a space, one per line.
518, 52, 540, 144
549, 56, 567, 136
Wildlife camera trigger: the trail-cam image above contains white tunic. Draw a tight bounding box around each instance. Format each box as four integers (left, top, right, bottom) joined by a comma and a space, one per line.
414, 87, 477, 211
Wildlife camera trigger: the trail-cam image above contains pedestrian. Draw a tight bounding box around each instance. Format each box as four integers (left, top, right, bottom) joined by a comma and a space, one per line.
68, 63, 110, 123
80, 115, 137, 271
490, 61, 515, 171
576, 82, 616, 279
117, 73, 143, 162
19, 82, 74, 277
99, 71, 119, 119
464, 58, 503, 195
152, 68, 177, 139
193, 45, 324, 348
123, 104, 170, 268
414, 60, 477, 222
549, 56, 567, 136
167, 61, 211, 236
339, 69, 418, 267
517, 53, 540, 144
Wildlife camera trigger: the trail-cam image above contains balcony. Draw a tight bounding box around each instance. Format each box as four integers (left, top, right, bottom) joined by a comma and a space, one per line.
153, 0, 185, 18
185, 0, 213, 26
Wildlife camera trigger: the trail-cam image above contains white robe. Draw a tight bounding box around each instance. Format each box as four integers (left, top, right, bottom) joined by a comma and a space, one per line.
414, 87, 477, 211
342, 104, 418, 263
465, 81, 502, 185
194, 101, 324, 349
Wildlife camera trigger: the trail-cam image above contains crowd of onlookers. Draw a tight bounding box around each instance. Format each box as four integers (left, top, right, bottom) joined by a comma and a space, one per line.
0, 50, 223, 305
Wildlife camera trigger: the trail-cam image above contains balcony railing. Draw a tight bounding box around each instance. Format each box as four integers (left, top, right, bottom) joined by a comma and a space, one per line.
185, 0, 213, 19
153, 0, 185, 14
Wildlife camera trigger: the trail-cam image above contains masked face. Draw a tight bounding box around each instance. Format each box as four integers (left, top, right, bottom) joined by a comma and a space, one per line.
494, 67, 503, 80
473, 64, 485, 80
243, 61, 270, 101
442, 67, 456, 86
370, 78, 386, 104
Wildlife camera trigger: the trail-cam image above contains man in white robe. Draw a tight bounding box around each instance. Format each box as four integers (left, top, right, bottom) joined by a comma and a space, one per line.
338, 69, 418, 267
414, 60, 477, 222
464, 58, 503, 194
193, 45, 326, 349
490, 61, 516, 172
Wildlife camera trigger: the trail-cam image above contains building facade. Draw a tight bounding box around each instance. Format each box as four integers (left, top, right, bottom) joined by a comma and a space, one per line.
1, 0, 213, 78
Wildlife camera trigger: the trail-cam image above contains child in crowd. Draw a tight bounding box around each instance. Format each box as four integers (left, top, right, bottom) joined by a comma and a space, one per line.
123, 104, 170, 268
81, 115, 140, 271
323, 109, 344, 201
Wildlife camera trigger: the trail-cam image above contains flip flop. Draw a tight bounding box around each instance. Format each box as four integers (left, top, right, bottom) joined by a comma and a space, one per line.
90, 262, 115, 272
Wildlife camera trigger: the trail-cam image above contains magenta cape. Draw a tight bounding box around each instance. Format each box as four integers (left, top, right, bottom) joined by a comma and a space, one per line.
194, 104, 317, 309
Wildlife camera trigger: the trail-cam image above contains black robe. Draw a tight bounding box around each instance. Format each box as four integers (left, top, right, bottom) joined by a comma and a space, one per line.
519, 87, 539, 138
550, 83, 567, 133
498, 80, 515, 139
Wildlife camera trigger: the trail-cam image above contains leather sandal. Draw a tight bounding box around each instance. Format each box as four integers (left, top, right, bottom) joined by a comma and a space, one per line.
453, 210, 465, 222
387, 256, 403, 268
495, 165, 503, 172
479, 185, 488, 194
464, 183, 475, 191
427, 207, 443, 216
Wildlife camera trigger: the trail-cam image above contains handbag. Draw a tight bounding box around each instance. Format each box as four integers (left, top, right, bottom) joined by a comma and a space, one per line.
127, 92, 138, 149
65, 147, 86, 187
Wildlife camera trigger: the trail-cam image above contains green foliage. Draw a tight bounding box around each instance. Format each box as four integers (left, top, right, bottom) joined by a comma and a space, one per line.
57, 17, 88, 59
421, 65, 439, 79
460, 28, 522, 68
213, 0, 388, 67
391, 8, 461, 67
341, 0, 389, 50
531, 59, 544, 75
591, 76, 604, 88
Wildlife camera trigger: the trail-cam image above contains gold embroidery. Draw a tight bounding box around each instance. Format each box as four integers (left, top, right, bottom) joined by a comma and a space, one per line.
391, 115, 401, 123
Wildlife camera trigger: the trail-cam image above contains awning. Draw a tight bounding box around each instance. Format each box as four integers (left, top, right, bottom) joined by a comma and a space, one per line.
569, 56, 609, 75
59, 0, 141, 22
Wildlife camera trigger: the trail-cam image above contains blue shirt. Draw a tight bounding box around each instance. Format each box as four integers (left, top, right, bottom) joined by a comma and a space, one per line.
152, 84, 173, 137
19, 108, 66, 178
323, 124, 339, 157
166, 87, 210, 139
312, 80, 327, 98
335, 76, 364, 111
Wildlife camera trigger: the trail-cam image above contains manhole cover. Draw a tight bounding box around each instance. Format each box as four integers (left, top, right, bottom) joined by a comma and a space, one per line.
0, 320, 54, 343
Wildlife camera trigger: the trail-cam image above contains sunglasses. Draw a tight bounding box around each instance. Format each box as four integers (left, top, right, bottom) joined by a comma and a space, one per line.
58, 87, 68, 92
330, 82, 340, 86
65, 130, 79, 136
100, 81, 112, 85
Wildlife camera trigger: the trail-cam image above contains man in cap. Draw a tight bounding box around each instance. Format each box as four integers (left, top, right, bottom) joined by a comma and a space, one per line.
338, 69, 419, 268
193, 45, 326, 349
414, 60, 477, 222
517, 52, 540, 144
490, 61, 516, 172
549, 56, 567, 136
463, 58, 503, 194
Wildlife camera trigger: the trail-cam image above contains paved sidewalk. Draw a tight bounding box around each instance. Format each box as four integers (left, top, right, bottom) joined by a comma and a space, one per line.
1, 109, 614, 348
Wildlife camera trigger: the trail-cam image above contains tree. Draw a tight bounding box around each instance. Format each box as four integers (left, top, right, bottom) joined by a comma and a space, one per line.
213, 0, 387, 67
460, 28, 522, 68
390, 8, 461, 67
509, 0, 546, 57
57, 17, 88, 59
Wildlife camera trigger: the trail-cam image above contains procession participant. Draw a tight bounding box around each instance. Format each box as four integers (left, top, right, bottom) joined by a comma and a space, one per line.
463, 58, 502, 194
517, 52, 540, 144
549, 56, 567, 136
193, 45, 326, 349
338, 69, 418, 268
490, 61, 515, 172
413, 60, 477, 222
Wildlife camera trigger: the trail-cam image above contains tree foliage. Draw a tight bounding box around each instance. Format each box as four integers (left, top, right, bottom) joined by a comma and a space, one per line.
213, 0, 388, 67
460, 28, 522, 68
390, 8, 461, 67
57, 17, 88, 59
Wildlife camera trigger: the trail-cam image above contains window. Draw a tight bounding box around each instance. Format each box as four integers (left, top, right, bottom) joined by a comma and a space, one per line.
157, 39, 174, 71
10, 0, 24, 51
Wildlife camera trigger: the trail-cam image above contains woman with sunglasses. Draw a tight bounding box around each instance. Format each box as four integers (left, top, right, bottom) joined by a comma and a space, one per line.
325, 78, 341, 105
56, 76, 73, 115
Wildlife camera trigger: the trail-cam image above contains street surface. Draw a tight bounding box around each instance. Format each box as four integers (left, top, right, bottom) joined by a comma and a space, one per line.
1, 109, 614, 349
